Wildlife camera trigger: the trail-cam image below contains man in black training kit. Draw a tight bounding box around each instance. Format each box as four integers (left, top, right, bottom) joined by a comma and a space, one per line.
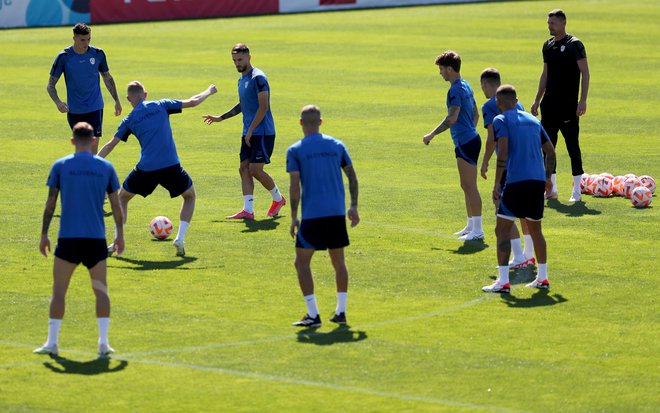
531, 9, 590, 202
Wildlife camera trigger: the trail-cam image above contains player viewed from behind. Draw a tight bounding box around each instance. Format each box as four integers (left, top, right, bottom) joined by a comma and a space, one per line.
47, 23, 122, 154
531, 9, 590, 202
482, 85, 556, 293
287, 105, 359, 328
35, 122, 124, 357
480, 68, 535, 268
98, 81, 217, 257
203, 43, 286, 220
423, 50, 484, 241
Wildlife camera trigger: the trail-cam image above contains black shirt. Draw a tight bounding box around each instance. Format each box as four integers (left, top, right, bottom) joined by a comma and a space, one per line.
541, 34, 587, 110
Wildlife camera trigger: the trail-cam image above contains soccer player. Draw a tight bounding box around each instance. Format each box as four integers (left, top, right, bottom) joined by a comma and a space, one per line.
202, 43, 286, 220
47, 23, 122, 154
98, 81, 217, 257
479, 68, 535, 268
482, 85, 556, 293
423, 50, 484, 241
530, 9, 590, 202
287, 105, 360, 328
35, 122, 125, 357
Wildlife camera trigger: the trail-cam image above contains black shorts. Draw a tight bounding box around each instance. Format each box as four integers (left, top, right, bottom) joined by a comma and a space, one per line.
240, 134, 275, 164
498, 180, 546, 221
296, 215, 349, 250
55, 238, 107, 269
455, 136, 481, 166
123, 163, 193, 198
67, 110, 103, 137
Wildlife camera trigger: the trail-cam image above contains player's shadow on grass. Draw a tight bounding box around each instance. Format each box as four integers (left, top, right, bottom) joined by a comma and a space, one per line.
296, 325, 368, 346
43, 354, 128, 375
433, 240, 489, 255
546, 199, 601, 217
112, 256, 197, 271
500, 289, 568, 308
241, 216, 282, 233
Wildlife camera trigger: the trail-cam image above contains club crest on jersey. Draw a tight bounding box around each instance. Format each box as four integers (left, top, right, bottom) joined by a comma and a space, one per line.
560, 45, 565, 52
90, 57, 95, 65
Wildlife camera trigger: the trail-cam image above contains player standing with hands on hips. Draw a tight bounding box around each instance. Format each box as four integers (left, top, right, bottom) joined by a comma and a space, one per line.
47, 23, 122, 154
287, 105, 359, 328
531, 9, 590, 202
35, 122, 124, 357
203, 43, 286, 220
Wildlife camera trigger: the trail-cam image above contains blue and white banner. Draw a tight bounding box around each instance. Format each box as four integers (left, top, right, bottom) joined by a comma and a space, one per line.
0, 0, 90, 29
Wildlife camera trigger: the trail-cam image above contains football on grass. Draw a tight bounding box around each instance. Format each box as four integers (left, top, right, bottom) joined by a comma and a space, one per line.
150, 216, 173, 240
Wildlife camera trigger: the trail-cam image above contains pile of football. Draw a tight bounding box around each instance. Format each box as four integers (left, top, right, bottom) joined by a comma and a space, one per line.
581, 173, 655, 208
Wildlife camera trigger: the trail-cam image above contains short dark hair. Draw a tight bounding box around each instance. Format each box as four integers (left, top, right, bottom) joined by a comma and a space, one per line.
301, 105, 322, 125
73, 23, 91, 36
480, 68, 501, 86
435, 51, 461, 73
496, 84, 518, 104
548, 9, 566, 21
232, 43, 250, 55
73, 122, 94, 141
127, 80, 146, 95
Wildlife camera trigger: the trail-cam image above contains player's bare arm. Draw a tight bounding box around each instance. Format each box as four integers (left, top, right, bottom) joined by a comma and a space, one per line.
289, 172, 301, 237
423, 105, 460, 145
47, 76, 68, 113
101, 71, 122, 116
542, 139, 557, 191
40, 187, 59, 257
181, 84, 217, 109
98, 136, 122, 158
107, 190, 125, 256
472, 102, 480, 127
203, 102, 241, 124
481, 124, 496, 180
492, 137, 508, 202
245, 91, 269, 147
531, 63, 548, 116
343, 164, 360, 227
577, 58, 590, 116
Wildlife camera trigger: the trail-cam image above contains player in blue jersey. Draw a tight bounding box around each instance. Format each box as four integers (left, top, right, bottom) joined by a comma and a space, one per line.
98, 81, 217, 257
202, 43, 286, 220
47, 23, 122, 154
287, 105, 359, 328
423, 51, 484, 241
482, 85, 556, 293
34, 122, 125, 357
531, 9, 590, 202
479, 68, 535, 269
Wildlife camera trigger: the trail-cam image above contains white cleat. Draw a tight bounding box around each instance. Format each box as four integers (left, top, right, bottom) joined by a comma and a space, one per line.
107, 243, 115, 257
173, 239, 185, 257
453, 226, 471, 236
509, 258, 527, 269
525, 278, 550, 289
33, 343, 58, 355
482, 282, 511, 293
98, 343, 115, 357
569, 193, 582, 202
458, 231, 485, 241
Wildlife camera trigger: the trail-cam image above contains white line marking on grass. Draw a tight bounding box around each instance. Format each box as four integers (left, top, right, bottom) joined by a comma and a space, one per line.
121, 357, 539, 413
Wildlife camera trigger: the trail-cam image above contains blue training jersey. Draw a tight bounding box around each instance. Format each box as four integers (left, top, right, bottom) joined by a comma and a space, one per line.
47, 152, 120, 239
238, 67, 276, 136
50, 45, 108, 114
286, 133, 352, 220
115, 99, 182, 172
481, 97, 524, 129
446, 78, 479, 146
493, 109, 550, 184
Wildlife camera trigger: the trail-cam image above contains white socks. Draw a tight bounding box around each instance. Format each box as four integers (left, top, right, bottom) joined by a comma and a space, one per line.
243, 195, 254, 213
176, 221, 189, 242
336, 292, 347, 315
523, 234, 534, 260
97, 317, 110, 346
466, 216, 474, 231
510, 238, 525, 262
497, 266, 510, 285
304, 294, 319, 318
269, 185, 283, 202
471, 216, 483, 233
47, 318, 62, 347
551, 174, 557, 193
537, 263, 548, 281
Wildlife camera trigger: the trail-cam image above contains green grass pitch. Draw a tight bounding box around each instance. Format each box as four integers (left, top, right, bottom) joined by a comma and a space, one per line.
1, 0, 659, 411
